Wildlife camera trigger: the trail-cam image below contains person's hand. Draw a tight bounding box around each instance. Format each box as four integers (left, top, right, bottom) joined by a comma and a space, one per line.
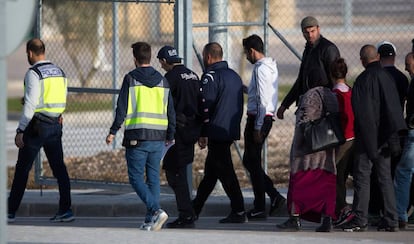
253, 130, 263, 144
276, 105, 286, 120
106, 134, 115, 145
198, 137, 208, 149
15, 133, 24, 148
165, 140, 175, 146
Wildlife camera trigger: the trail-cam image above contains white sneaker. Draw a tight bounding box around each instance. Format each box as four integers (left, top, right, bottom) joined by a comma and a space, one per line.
151, 209, 168, 231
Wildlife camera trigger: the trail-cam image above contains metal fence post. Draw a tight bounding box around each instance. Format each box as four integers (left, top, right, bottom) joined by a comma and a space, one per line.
111, 1, 119, 149
209, 0, 228, 60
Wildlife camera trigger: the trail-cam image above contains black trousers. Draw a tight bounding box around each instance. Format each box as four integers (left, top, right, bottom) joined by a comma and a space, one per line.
335, 140, 354, 214
8, 119, 71, 215
242, 116, 279, 211
352, 145, 398, 226
369, 137, 403, 216
193, 140, 245, 214
165, 165, 194, 219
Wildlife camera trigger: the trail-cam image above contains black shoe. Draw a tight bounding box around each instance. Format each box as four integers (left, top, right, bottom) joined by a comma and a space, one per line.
192, 200, 201, 221
376, 218, 399, 232
269, 195, 286, 216
368, 214, 381, 226
219, 211, 247, 223
316, 217, 333, 232
8, 213, 15, 223
276, 216, 301, 231
166, 217, 195, 229
399, 220, 408, 230
341, 218, 368, 232
246, 209, 267, 221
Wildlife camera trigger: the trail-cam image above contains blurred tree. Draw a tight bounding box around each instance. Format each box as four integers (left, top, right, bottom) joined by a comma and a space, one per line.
43, 0, 110, 88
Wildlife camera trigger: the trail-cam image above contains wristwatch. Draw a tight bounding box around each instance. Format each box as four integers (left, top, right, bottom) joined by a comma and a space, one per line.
16, 128, 24, 134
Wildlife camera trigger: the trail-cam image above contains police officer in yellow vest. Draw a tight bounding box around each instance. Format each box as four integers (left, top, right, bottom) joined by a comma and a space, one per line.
8, 38, 74, 223
106, 42, 176, 231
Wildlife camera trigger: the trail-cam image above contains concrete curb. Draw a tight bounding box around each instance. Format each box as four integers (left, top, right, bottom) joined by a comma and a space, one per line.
13, 188, 289, 218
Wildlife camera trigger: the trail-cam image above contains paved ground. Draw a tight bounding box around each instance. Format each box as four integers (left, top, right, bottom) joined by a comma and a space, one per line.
6, 188, 414, 243
5, 36, 414, 244
7, 217, 413, 244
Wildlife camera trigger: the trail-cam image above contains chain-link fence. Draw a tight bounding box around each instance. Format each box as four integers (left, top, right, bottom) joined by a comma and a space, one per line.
36, 0, 179, 189
35, 0, 414, 190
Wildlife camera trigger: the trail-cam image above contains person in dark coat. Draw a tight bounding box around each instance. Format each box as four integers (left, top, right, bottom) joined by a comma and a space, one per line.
276, 16, 340, 120
340, 44, 407, 232
157, 46, 201, 228
368, 41, 409, 224
192, 42, 247, 224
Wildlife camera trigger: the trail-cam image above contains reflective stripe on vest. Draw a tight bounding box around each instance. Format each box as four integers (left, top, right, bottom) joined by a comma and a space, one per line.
31, 63, 67, 117
125, 81, 169, 131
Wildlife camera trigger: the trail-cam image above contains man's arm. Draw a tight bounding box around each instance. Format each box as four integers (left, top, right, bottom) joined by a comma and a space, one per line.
166, 89, 176, 141
199, 73, 218, 137
277, 80, 299, 119
108, 75, 129, 136
18, 70, 40, 131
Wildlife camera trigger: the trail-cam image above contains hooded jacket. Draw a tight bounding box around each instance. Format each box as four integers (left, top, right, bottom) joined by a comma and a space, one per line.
110, 66, 176, 144
247, 57, 278, 130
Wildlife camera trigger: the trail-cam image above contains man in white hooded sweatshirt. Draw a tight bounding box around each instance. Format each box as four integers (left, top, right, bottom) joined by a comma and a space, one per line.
242, 34, 286, 220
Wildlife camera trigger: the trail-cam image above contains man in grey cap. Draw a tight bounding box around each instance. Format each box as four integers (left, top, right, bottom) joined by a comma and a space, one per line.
276, 16, 340, 119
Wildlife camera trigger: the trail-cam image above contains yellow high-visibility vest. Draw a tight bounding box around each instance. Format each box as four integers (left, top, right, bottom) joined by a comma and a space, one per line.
125, 80, 169, 131
31, 63, 67, 117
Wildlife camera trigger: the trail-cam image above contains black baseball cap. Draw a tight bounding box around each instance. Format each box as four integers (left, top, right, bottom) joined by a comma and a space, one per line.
157, 46, 182, 63
377, 41, 396, 58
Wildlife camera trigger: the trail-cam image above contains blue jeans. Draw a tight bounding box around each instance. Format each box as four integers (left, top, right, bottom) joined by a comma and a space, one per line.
394, 129, 414, 222
126, 140, 164, 222
8, 118, 71, 214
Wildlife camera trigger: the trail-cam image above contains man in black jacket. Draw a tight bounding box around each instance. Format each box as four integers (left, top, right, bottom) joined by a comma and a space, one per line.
277, 16, 340, 119
368, 42, 409, 223
340, 44, 406, 232
192, 42, 247, 224
157, 46, 201, 228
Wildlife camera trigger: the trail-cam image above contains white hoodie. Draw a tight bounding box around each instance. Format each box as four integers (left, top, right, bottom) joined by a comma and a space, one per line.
247, 57, 278, 130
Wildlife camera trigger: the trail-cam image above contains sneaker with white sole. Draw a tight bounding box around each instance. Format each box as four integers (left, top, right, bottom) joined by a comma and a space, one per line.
139, 222, 153, 231
341, 218, 368, 232
8, 213, 15, 223
50, 209, 75, 223
151, 209, 168, 231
